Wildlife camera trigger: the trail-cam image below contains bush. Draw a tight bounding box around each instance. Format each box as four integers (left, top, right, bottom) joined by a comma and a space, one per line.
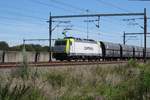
128, 59, 138, 67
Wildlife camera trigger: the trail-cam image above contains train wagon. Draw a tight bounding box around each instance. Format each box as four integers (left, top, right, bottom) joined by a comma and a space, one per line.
134, 46, 143, 59
53, 37, 102, 60
121, 45, 134, 59
0, 51, 4, 63
146, 48, 150, 58
100, 42, 121, 59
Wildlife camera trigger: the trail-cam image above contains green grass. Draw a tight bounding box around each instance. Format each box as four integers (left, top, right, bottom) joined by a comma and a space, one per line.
0, 81, 46, 100
1, 59, 150, 100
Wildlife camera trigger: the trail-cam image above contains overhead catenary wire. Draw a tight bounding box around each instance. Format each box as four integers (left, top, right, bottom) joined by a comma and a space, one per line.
61, 24, 121, 38
55, 19, 122, 37
74, 23, 121, 37
62, 27, 120, 40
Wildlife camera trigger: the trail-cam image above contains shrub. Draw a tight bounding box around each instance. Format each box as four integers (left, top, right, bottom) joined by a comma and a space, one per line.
128, 59, 138, 68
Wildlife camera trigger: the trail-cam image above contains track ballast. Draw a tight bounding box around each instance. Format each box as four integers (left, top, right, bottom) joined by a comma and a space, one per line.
0, 61, 129, 69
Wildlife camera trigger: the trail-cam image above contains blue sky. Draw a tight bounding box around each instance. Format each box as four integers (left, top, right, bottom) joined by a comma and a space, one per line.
0, 0, 149, 46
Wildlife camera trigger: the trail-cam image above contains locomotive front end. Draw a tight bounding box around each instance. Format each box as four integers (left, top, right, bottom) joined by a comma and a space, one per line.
53, 39, 68, 60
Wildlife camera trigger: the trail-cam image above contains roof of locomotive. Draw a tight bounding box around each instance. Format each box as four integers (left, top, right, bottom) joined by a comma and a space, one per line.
63, 37, 97, 43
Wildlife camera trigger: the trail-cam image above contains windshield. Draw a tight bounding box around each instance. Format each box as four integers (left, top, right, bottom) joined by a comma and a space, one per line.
55, 40, 67, 46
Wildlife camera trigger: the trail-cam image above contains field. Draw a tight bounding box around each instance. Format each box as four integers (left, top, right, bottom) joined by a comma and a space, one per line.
0, 60, 150, 100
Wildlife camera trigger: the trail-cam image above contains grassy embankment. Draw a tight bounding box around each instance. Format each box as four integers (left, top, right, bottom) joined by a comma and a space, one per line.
0, 48, 150, 100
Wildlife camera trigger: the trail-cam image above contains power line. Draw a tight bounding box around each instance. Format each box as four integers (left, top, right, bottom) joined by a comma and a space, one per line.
0, 4, 43, 16
122, 17, 149, 30
0, 16, 22, 21
0, 32, 48, 36
0, 16, 46, 25
0, 22, 47, 28
30, 0, 96, 14
122, 17, 150, 21
49, 0, 87, 12
28, 0, 79, 13
95, 0, 130, 12
49, 0, 98, 14
51, 0, 97, 14
0, 9, 47, 21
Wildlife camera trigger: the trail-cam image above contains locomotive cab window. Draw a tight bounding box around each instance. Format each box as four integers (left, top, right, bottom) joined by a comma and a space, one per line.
70, 41, 72, 45
55, 40, 67, 46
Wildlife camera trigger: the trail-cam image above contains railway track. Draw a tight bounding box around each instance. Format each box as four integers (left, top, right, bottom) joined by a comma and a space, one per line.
0, 61, 128, 69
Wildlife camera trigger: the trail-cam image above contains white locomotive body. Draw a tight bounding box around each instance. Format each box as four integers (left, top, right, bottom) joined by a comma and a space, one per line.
69, 39, 102, 57
53, 37, 102, 60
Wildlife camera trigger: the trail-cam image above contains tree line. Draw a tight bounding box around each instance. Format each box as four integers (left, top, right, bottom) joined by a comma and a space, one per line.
0, 41, 49, 52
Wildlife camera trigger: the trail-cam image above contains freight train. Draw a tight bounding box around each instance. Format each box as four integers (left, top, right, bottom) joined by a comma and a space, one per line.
53, 37, 150, 61
0, 37, 150, 63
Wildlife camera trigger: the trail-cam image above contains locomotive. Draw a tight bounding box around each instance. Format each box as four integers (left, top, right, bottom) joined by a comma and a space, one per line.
53, 37, 150, 61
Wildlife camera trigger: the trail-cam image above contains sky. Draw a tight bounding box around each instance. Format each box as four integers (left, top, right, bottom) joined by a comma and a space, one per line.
0, 0, 149, 47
